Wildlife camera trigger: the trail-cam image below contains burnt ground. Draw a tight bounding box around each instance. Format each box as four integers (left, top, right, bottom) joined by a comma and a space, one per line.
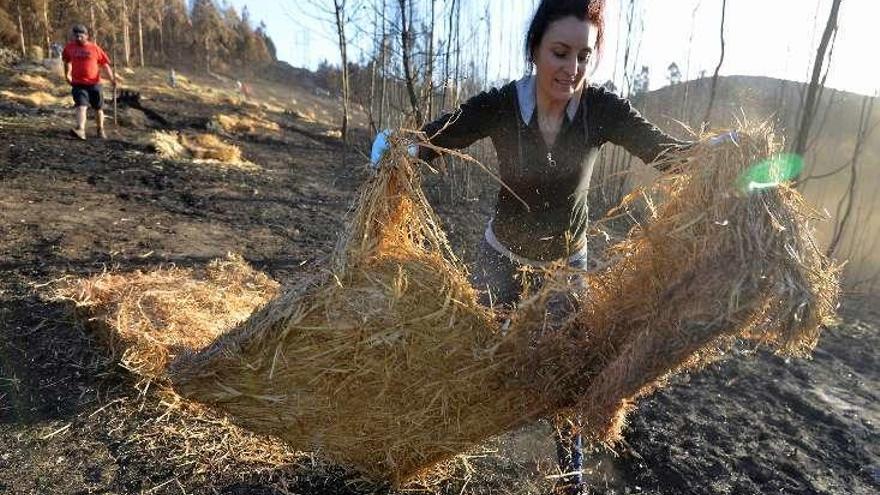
1, 67, 878, 495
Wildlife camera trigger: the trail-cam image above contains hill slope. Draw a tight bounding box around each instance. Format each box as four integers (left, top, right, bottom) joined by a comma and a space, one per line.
633, 75, 880, 286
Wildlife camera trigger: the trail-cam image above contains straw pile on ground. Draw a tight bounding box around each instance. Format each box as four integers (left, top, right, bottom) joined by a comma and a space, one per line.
182, 133, 244, 162
150, 130, 188, 159
57, 254, 279, 380
10, 73, 57, 91
26, 45, 43, 62
57, 255, 303, 475
0, 48, 20, 67
168, 126, 838, 484
210, 112, 280, 135
0, 89, 64, 107
150, 131, 253, 168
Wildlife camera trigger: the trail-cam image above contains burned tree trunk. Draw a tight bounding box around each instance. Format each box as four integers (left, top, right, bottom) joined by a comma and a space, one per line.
398, 0, 423, 125
90, 3, 97, 43
423, 0, 436, 119
794, 0, 844, 157
122, 0, 131, 67
332, 0, 350, 143
16, 3, 25, 57
702, 0, 727, 126
41, 0, 50, 56
826, 93, 875, 258
137, 3, 145, 67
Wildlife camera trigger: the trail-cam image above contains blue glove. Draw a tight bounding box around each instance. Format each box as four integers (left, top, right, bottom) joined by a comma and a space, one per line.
370, 129, 392, 167
370, 129, 418, 169
708, 130, 739, 147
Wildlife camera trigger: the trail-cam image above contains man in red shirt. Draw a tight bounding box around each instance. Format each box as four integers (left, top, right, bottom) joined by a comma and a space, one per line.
62, 24, 116, 140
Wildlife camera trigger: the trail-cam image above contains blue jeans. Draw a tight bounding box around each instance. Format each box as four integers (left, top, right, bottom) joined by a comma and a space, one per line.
471, 237, 585, 491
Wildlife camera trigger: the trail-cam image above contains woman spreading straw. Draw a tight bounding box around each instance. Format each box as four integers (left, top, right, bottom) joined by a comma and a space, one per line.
372, 0, 731, 492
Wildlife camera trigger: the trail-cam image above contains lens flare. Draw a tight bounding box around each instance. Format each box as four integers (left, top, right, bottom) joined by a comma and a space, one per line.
737, 153, 804, 193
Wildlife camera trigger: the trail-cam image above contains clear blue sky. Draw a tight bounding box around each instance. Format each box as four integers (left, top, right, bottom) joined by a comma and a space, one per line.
228, 0, 877, 97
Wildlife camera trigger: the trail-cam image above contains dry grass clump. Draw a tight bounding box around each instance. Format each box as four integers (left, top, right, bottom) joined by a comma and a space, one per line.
58, 253, 303, 476
509, 122, 839, 444
27, 44, 43, 62
260, 102, 286, 114
10, 72, 56, 91
150, 131, 257, 169
0, 48, 20, 67
289, 107, 318, 123
157, 77, 237, 106
0, 89, 64, 107
182, 133, 243, 162
150, 130, 188, 159
57, 254, 279, 380
170, 140, 537, 484
210, 112, 280, 135
158, 125, 835, 485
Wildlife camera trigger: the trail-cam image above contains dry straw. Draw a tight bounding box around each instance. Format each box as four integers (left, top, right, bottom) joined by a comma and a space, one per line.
150, 130, 189, 159
0, 89, 64, 107
57, 255, 304, 476
508, 122, 840, 445
61, 125, 836, 484
210, 112, 280, 135
150, 131, 255, 168
182, 133, 244, 162
10, 73, 58, 91
168, 125, 838, 484
170, 138, 536, 483
58, 254, 279, 381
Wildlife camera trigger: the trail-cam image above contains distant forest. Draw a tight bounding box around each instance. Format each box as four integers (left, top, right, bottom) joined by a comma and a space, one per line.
0, 0, 276, 74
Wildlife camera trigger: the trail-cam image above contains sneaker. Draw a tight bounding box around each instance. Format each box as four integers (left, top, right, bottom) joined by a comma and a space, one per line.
69, 128, 86, 140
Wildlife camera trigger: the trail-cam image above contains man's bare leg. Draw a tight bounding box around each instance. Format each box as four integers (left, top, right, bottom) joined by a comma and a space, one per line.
96, 108, 106, 139
71, 106, 87, 140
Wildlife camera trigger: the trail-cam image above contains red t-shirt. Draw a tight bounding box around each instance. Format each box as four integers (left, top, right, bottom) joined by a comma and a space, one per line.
62, 41, 110, 85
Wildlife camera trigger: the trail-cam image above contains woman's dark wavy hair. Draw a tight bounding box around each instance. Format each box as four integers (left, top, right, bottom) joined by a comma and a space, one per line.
525, 0, 606, 64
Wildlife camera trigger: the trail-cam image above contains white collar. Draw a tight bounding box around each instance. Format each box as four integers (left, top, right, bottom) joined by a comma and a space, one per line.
515, 75, 582, 125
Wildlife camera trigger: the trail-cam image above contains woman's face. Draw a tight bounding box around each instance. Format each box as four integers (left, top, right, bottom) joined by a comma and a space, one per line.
533, 16, 597, 104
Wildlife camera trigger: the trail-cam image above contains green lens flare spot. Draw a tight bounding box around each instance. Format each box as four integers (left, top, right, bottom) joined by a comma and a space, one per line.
737, 154, 804, 193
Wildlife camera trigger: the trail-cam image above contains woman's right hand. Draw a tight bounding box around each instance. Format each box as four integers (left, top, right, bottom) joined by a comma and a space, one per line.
370, 129, 393, 169
370, 129, 417, 170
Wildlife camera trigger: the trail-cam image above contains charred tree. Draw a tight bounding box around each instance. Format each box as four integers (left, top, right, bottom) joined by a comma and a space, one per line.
16, 2, 25, 56
137, 2, 144, 67
332, 0, 351, 143
826, 93, 875, 258
793, 0, 844, 157
702, 0, 727, 126
398, 0, 423, 125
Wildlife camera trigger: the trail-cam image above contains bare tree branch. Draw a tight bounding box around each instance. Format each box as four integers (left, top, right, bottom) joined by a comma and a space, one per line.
794, 0, 844, 157
826, 93, 875, 258
702, 0, 727, 126
398, 0, 423, 124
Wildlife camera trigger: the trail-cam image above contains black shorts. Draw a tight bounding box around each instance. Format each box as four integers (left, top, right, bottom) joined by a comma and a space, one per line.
71, 84, 104, 109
